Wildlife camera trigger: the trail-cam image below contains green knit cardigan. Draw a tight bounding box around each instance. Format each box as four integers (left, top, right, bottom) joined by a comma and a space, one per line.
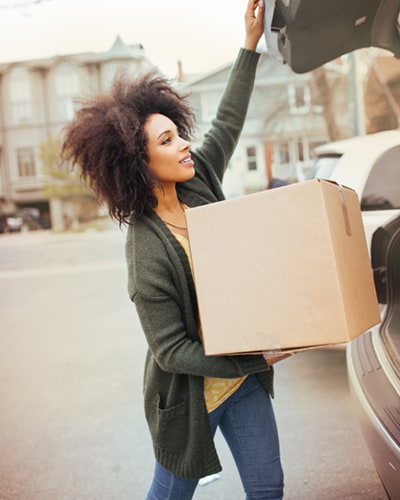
125, 48, 274, 480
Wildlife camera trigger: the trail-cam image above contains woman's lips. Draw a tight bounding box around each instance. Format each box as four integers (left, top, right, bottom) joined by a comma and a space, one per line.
179, 155, 194, 167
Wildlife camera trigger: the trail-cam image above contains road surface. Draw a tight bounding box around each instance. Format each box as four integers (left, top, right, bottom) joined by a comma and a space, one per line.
0, 228, 387, 499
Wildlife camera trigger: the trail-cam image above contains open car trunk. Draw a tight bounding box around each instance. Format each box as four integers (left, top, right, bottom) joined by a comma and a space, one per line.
271, 0, 400, 73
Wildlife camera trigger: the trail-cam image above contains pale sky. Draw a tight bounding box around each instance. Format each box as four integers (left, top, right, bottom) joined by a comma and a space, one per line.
0, 0, 266, 77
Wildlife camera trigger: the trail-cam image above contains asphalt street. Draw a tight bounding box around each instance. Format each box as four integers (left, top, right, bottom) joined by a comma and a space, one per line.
0, 227, 388, 499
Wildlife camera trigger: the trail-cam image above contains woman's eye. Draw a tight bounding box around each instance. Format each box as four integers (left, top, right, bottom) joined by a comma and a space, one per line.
161, 137, 171, 145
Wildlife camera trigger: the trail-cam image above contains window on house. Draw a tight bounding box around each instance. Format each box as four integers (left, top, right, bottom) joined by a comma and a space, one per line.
17, 147, 36, 177
9, 67, 32, 124
278, 142, 290, 164
55, 63, 80, 120
246, 146, 258, 171
297, 141, 304, 161
288, 84, 310, 114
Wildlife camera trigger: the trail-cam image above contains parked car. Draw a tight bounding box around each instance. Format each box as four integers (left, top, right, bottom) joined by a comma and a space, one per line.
5, 207, 43, 233
308, 129, 400, 247
309, 130, 400, 498
271, 0, 400, 73
5, 215, 24, 232
347, 215, 400, 499
269, 3, 400, 497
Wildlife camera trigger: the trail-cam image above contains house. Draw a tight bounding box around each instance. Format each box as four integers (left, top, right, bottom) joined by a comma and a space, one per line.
181, 51, 351, 198
0, 38, 352, 230
0, 36, 153, 231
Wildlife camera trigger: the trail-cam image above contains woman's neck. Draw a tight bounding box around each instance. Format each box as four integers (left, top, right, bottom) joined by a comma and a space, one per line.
154, 186, 188, 235
154, 185, 181, 214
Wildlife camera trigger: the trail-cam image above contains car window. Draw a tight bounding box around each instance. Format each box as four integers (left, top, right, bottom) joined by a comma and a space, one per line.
310, 155, 341, 179
308, 155, 340, 180
361, 146, 400, 211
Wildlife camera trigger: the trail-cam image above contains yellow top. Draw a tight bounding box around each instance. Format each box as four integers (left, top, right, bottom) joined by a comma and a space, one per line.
173, 232, 246, 413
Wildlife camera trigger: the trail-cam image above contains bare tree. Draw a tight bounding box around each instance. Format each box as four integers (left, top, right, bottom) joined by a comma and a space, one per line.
312, 67, 341, 141
40, 136, 88, 199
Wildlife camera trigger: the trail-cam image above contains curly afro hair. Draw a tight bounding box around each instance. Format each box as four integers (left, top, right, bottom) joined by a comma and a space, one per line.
61, 70, 196, 225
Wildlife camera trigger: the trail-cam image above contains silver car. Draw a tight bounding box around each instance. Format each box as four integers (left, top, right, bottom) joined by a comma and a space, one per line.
309, 129, 400, 499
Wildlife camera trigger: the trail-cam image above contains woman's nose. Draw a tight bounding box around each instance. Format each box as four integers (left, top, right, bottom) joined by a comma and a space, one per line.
180, 137, 190, 150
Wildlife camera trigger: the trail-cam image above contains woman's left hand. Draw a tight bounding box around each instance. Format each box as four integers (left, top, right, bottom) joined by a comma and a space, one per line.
263, 352, 293, 365
244, 0, 265, 51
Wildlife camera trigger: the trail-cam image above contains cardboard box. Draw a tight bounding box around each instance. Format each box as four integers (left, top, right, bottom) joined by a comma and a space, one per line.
186, 179, 381, 355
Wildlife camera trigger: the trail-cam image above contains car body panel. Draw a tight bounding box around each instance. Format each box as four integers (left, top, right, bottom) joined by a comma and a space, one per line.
363, 210, 400, 250
311, 130, 400, 195
347, 328, 400, 499
310, 130, 400, 249
347, 213, 400, 499
269, 4, 400, 497
272, 0, 400, 73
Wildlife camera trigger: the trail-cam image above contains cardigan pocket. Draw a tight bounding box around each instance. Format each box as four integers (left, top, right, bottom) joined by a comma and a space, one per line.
152, 395, 189, 453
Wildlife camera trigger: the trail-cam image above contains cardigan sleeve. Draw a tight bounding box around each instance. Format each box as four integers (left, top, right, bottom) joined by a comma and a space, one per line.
133, 289, 270, 379
193, 48, 260, 184
127, 225, 270, 379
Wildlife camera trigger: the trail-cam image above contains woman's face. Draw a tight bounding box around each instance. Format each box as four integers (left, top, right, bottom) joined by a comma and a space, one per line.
144, 113, 195, 187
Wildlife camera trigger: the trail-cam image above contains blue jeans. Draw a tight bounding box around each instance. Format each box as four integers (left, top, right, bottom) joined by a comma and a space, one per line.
146, 374, 284, 500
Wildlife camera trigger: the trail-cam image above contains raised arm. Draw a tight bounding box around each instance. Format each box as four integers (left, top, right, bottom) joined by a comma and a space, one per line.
244, 0, 265, 51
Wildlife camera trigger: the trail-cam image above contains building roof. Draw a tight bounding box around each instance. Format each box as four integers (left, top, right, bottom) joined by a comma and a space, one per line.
99, 35, 145, 62
0, 35, 147, 72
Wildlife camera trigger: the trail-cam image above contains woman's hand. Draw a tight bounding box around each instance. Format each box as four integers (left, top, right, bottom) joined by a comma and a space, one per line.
244, 0, 265, 51
263, 352, 293, 365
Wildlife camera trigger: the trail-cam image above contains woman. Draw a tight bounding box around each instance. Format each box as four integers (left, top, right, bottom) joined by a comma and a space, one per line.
62, 1, 284, 498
